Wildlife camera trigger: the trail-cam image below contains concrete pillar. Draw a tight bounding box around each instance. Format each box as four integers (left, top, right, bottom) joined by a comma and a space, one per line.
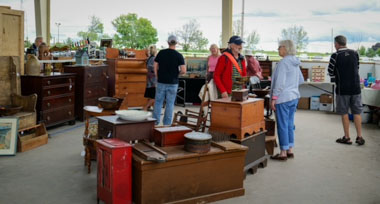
221, 0, 233, 49
34, 0, 50, 45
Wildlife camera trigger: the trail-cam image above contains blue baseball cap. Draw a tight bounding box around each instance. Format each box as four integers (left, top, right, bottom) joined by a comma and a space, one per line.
228, 36, 245, 45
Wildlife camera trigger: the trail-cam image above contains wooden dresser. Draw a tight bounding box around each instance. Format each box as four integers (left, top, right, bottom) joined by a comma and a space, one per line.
106, 58, 147, 107
258, 60, 272, 79
64, 64, 108, 121
21, 73, 76, 127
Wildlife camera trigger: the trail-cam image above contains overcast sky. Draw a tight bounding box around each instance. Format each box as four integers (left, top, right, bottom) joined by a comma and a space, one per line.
2, 0, 380, 53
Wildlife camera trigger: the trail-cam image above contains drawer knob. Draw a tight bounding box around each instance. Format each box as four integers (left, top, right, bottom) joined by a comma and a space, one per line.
47, 116, 50, 121
47, 80, 51, 85
103, 72, 109, 79
103, 88, 106, 92
47, 90, 51, 95
68, 111, 72, 116
47, 102, 50, 107
88, 90, 92, 94
88, 74, 92, 78
124, 76, 127, 80
69, 98, 72, 102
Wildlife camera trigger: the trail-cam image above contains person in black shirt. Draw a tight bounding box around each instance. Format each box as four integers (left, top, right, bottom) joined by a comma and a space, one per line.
328, 35, 365, 145
152, 35, 186, 125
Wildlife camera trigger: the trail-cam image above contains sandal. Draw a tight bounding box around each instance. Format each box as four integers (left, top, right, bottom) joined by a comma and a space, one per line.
270, 154, 287, 161
287, 153, 294, 158
336, 136, 352, 145
355, 137, 365, 146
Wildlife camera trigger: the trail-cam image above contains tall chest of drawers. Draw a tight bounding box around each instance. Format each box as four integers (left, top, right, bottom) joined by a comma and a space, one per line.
64, 65, 108, 121
21, 73, 76, 127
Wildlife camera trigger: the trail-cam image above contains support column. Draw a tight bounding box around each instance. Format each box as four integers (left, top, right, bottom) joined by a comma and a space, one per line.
222, 0, 233, 49
34, 0, 50, 45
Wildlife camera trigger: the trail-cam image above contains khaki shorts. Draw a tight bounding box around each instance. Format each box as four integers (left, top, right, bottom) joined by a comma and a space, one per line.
336, 94, 363, 115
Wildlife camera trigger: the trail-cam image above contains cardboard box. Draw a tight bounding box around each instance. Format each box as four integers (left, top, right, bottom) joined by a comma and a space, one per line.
310, 96, 320, 110
319, 103, 333, 111
17, 123, 48, 152
320, 94, 333, 104
298, 97, 310, 109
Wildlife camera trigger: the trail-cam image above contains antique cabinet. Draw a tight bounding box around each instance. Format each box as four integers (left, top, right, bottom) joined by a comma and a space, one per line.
21, 73, 76, 127
258, 60, 272, 79
210, 98, 265, 140
106, 58, 147, 107
97, 138, 132, 204
64, 64, 108, 121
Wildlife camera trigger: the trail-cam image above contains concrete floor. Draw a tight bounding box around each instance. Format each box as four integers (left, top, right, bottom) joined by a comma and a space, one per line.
1, 108, 380, 204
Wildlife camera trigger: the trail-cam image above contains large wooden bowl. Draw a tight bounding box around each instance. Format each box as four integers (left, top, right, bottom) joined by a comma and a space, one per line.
98, 97, 120, 110
0, 105, 22, 116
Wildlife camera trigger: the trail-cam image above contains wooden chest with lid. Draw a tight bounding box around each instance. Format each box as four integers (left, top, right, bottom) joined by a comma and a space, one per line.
21, 73, 76, 127
153, 126, 192, 147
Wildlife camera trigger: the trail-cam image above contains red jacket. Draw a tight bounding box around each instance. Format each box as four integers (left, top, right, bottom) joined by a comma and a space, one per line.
214, 53, 247, 94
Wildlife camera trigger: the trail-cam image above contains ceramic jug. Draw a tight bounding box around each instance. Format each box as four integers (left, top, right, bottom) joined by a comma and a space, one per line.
25, 54, 41, 75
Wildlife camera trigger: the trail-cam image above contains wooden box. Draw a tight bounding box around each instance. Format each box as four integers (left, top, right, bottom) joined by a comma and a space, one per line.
132, 144, 247, 204
210, 98, 265, 140
97, 115, 156, 142
153, 126, 192, 147
231, 89, 249, 102
320, 93, 333, 104
231, 131, 267, 173
298, 97, 310, 110
17, 123, 48, 152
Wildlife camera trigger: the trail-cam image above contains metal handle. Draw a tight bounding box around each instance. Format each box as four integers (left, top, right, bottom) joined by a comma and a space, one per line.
103, 72, 109, 79
47, 80, 51, 85
47, 90, 51, 95
88, 73, 92, 78
107, 131, 112, 138
88, 90, 92, 94
47, 102, 50, 107
47, 116, 50, 121
69, 98, 72, 102
68, 111, 72, 116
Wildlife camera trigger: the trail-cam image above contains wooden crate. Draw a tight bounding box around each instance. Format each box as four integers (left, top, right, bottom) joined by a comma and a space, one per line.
17, 123, 48, 152
153, 126, 192, 147
210, 98, 265, 140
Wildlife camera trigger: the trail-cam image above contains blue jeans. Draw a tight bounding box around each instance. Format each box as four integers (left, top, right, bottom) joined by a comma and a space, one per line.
153, 83, 178, 125
275, 99, 298, 151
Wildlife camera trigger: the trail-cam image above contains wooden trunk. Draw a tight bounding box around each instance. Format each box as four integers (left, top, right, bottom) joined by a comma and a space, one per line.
97, 115, 156, 142
64, 65, 108, 121
132, 145, 247, 204
106, 58, 147, 107
231, 131, 267, 173
20, 73, 76, 127
153, 126, 192, 147
17, 123, 48, 152
210, 98, 265, 140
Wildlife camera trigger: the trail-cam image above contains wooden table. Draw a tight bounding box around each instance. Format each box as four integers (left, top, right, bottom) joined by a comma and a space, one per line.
132, 143, 247, 204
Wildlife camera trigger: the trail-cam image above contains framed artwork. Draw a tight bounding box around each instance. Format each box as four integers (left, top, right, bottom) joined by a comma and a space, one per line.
185, 57, 208, 77
0, 118, 19, 156
100, 39, 113, 48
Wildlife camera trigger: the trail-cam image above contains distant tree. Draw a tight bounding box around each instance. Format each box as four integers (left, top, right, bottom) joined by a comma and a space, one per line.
65, 37, 73, 46
24, 37, 32, 48
280, 25, 309, 51
112, 13, 158, 49
366, 48, 376, 57
358, 46, 366, 56
377, 48, 380, 56
230, 20, 260, 50
77, 16, 105, 42
173, 19, 209, 51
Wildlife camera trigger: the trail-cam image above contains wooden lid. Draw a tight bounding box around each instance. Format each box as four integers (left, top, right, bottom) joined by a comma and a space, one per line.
184, 132, 211, 141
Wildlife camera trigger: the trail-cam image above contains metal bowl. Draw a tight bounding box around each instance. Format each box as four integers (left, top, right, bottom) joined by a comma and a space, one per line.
98, 97, 119, 110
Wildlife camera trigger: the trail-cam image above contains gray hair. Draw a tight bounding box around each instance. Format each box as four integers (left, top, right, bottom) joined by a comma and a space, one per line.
334, 35, 347, 46
279, 40, 296, 55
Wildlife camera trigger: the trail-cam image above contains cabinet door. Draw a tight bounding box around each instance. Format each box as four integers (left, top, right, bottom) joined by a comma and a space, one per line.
0, 11, 23, 57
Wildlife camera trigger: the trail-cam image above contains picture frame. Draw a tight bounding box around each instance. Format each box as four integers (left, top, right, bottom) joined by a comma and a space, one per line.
185, 57, 208, 77
100, 39, 113, 48
0, 118, 19, 156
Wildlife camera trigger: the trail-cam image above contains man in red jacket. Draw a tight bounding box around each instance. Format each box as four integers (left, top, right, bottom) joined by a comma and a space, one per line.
214, 36, 247, 98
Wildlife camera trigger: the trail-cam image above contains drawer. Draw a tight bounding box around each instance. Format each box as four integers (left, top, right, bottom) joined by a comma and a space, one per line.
116, 74, 146, 83
43, 77, 74, 86
43, 85, 75, 98
116, 82, 146, 94
117, 60, 146, 69
85, 69, 108, 84
84, 86, 108, 98
84, 97, 99, 106
42, 95, 75, 110
42, 105, 75, 125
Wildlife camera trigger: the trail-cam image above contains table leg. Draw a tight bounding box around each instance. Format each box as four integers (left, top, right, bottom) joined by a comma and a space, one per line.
85, 146, 91, 173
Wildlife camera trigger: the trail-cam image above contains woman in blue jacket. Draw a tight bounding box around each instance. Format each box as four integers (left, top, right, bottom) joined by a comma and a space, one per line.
270, 40, 304, 161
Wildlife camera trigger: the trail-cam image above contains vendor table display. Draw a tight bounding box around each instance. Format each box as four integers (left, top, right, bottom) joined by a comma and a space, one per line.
210, 98, 265, 140
132, 142, 247, 204
97, 115, 156, 142
21, 73, 76, 127
361, 88, 380, 107
106, 58, 147, 107
64, 64, 108, 121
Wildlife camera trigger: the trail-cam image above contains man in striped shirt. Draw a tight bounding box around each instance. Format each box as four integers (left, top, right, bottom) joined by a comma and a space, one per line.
328, 35, 365, 145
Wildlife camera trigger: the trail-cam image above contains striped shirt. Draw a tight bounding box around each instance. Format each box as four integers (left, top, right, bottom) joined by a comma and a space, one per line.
328, 48, 360, 95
